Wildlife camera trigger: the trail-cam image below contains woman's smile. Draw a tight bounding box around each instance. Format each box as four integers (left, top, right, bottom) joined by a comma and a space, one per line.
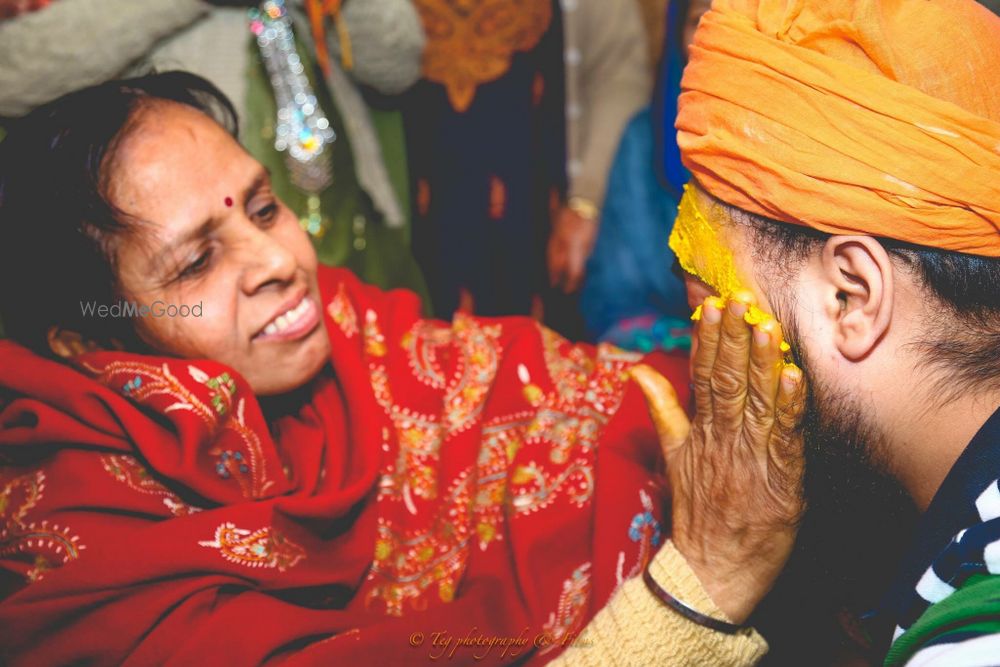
253, 291, 321, 342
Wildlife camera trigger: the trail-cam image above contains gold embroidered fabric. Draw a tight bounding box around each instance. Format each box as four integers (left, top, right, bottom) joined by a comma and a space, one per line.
413, 0, 553, 112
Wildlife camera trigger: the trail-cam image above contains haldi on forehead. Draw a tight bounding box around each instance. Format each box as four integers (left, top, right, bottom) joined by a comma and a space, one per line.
670, 183, 792, 356
670, 184, 770, 323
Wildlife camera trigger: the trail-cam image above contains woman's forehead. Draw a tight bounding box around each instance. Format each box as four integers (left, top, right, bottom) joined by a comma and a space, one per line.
106, 103, 253, 215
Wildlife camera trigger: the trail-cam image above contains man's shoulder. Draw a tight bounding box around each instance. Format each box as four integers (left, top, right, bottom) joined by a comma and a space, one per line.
886, 573, 1000, 666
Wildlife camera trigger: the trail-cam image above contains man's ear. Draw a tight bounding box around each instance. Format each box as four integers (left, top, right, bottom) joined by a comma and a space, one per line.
819, 236, 894, 361
46, 327, 103, 359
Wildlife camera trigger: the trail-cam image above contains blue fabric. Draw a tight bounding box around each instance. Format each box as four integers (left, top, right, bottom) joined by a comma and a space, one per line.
655, 0, 691, 200
580, 108, 688, 339
579, 0, 692, 343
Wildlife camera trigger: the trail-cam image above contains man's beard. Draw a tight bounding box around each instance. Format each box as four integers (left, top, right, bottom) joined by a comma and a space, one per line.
784, 312, 916, 605
751, 310, 917, 663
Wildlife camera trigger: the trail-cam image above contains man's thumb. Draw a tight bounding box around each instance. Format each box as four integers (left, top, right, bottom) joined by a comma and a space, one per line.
630, 364, 691, 453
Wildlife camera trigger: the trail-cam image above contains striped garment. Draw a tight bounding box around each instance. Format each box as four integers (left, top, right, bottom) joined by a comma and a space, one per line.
873, 406, 1000, 666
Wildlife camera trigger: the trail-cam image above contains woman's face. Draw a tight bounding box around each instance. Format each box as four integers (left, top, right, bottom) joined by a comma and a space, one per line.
104, 101, 331, 395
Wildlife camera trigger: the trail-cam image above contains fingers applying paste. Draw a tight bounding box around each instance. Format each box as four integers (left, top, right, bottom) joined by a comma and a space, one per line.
744, 317, 784, 447
710, 291, 755, 431
691, 295, 724, 418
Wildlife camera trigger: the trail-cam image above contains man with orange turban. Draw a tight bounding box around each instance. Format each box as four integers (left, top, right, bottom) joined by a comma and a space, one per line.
551, 0, 1000, 665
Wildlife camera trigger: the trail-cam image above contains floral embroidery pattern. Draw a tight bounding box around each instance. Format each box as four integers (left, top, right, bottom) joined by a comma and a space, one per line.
364, 317, 642, 619
504, 328, 641, 514
326, 282, 359, 339
413, 0, 553, 112
198, 522, 305, 572
204, 372, 237, 416
442, 315, 502, 435
86, 361, 273, 499
370, 313, 502, 505
509, 460, 594, 515
540, 562, 592, 655
100, 454, 198, 517
364, 309, 388, 357
402, 321, 452, 390
366, 470, 474, 616
0, 470, 43, 525
474, 416, 533, 550
616, 489, 662, 587
0, 470, 85, 582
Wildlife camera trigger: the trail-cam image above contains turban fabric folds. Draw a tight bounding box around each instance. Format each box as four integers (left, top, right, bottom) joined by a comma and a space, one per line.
676, 0, 1000, 256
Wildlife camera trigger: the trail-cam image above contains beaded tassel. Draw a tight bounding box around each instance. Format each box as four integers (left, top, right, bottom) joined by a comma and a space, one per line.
250, 1, 336, 197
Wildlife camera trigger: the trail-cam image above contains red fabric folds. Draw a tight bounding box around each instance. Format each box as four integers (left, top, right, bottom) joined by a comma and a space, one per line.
0, 266, 688, 665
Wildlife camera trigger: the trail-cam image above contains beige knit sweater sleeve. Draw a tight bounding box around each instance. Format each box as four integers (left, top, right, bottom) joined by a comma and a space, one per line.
547, 541, 769, 666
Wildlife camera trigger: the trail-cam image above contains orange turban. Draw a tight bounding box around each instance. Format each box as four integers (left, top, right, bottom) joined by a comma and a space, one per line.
676, 0, 1000, 256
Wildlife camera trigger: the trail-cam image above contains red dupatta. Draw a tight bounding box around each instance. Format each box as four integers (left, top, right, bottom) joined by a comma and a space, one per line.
0, 266, 688, 665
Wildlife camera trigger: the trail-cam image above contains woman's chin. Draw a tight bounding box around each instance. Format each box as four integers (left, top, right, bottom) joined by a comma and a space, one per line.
247, 329, 332, 396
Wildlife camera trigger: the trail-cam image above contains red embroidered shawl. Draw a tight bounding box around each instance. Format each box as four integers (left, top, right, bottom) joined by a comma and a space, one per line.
0, 266, 688, 665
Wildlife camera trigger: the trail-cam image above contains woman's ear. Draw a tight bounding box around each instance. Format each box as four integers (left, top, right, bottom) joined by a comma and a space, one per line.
819, 236, 894, 361
46, 327, 103, 359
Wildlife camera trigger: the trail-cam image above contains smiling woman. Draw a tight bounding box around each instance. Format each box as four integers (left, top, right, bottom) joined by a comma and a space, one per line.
0, 75, 330, 395
0, 72, 701, 665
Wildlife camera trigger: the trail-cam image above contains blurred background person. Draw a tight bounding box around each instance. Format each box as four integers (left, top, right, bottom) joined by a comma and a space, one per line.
580, 0, 710, 352
401, 0, 569, 332
545, 0, 653, 339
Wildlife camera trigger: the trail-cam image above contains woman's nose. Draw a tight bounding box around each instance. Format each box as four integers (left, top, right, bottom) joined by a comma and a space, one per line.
238, 225, 298, 294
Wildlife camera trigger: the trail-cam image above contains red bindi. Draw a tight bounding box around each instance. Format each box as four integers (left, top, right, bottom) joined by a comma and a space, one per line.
224, 196, 233, 207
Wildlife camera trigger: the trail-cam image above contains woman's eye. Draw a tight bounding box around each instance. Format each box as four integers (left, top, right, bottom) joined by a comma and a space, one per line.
251, 202, 278, 225
179, 248, 213, 280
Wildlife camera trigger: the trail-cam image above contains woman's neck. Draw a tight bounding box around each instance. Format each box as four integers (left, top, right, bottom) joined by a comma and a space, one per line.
258, 363, 333, 423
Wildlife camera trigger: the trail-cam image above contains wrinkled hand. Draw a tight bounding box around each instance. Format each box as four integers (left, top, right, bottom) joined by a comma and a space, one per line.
631, 292, 806, 623
547, 206, 598, 293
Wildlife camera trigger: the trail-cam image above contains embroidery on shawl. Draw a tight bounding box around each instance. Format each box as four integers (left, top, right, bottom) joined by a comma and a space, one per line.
368, 311, 502, 504
413, 0, 553, 112
326, 281, 359, 339
85, 361, 273, 498
474, 414, 533, 550
615, 489, 663, 588
198, 522, 305, 572
0, 470, 85, 582
443, 314, 501, 434
100, 454, 199, 517
402, 320, 452, 390
208, 397, 273, 498
507, 329, 640, 514
362, 316, 643, 618
539, 562, 592, 655
365, 468, 475, 616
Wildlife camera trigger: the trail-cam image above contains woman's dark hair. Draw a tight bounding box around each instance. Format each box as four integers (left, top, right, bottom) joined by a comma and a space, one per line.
0, 71, 238, 355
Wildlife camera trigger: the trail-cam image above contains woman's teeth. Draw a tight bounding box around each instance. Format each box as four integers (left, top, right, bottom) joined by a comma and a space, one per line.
262, 298, 310, 336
